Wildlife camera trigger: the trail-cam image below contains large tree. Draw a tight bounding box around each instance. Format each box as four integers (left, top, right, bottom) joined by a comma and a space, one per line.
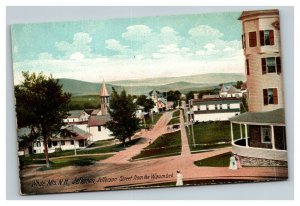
15, 72, 71, 167
136, 95, 155, 113
105, 88, 140, 145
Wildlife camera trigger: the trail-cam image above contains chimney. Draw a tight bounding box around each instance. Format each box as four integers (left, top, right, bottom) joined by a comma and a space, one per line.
193, 93, 199, 100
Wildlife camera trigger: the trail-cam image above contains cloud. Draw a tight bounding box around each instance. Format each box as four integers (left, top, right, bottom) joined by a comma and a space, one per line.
38, 52, 54, 60
105, 39, 128, 52
188, 25, 224, 39
122, 25, 152, 42
70, 52, 85, 60
55, 32, 93, 58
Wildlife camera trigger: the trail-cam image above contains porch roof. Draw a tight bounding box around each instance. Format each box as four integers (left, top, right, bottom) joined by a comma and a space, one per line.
229, 108, 285, 124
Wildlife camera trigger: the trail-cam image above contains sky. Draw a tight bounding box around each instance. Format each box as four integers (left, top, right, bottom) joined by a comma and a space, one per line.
11, 11, 244, 84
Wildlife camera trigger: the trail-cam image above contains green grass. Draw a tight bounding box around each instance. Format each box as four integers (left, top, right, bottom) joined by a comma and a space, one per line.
194, 152, 231, 167
145, 113, 163, 125
68, 95, 100, 110
187, 121, 236, 152
88, 139, 114, 148
133, 131, 181, 160
173, 110, 180, 117
49, 154, 113, 169
168, 117, 180, 125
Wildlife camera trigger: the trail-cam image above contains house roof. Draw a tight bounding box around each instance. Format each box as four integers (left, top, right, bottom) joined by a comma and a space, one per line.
238, 9, 279, 20
229, 108, 285, 124
220, 84, 231, 92
227, 86, 241, 94
91, 109, 100, 115
84, 109, 94, 115
202, 94, 220, 99
100, 81, 109, 96
67, 110, 86, 118
193, 97, 240, 103
88, 115, 111, 127
65, 125, 91, 140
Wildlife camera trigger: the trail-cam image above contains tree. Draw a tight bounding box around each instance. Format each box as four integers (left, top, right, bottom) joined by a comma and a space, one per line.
136, 95, 155, 113
235, 81, 244, 89
15, 71, 71, 167
105, 88, 140, 145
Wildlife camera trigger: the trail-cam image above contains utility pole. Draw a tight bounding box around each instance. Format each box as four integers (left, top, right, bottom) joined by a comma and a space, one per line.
189, 99, 195, 147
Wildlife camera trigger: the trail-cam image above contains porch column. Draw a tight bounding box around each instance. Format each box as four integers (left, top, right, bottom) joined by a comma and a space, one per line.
244, 124, 249, 147
230, 122, 234, 144
271, 125, 276, 150
239, 124, 243, 139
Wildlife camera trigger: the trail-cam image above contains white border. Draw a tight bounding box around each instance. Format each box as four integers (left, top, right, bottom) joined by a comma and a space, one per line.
1, 1, 299, 205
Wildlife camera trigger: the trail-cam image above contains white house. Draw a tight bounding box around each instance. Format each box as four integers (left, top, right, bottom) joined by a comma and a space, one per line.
30, 125, 92, 154
220, 84, 243, 98
87, 115, 113, 142
192, 97, 241, 122
63, 110, 90, 124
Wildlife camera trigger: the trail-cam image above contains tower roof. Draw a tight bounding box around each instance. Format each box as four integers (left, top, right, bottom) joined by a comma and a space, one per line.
238, 9, 279, 20
100, 80, 109, 96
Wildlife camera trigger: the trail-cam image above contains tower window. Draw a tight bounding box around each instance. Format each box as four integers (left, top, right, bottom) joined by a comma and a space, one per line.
260, 30, 274, 46
98, 126, 101, 131
246, 59, 250, 75
263, 88, 278, 105
261, 57, 281, 74
249, 31, 257, 47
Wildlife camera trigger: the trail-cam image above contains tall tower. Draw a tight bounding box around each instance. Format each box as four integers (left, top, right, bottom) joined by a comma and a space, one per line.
100, 80, 110, 115
239, 9, 284, 112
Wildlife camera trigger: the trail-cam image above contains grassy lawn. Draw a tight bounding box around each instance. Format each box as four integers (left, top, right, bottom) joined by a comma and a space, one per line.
132, 131, 181, 160
88, 139, 114, 148
48, 154, 113, 169
168, 117, 180, 125
194, 152, 231, 167
173, 110, 180, 117
187, 121, 237, 152
145, 113, 163, 125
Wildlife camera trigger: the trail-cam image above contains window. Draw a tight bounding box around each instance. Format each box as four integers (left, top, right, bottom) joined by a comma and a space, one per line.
249, 31, 257, 47
261, 126, 272, 143
61, 140, 65, 146
227, 104, 231, 109
98, 126, 101, 131
263, 88, 278, 105
52, 141, 58, 146
36, 141, 41, 147
215, 105, 218, 110
71, 140, 74, 145
261, 57, 281, 74
242, 34, 246, 49
260, 30, 274, 46
246, 59, 250, 75
220, 104, 223, 109
48, 141, 52, 148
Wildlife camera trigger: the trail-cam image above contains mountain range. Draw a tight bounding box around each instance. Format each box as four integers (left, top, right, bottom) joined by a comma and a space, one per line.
58, 73, 246, 96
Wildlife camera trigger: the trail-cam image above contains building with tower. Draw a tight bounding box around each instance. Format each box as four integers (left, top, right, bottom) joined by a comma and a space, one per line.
229, 9, 287, 163
87, 80, 112, 141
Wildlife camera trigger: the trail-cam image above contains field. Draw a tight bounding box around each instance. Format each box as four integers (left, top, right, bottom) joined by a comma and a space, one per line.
68, 95, 99, 110
194, 152, 231, 167
186, 121, 240, 152
132, 131, 181, 160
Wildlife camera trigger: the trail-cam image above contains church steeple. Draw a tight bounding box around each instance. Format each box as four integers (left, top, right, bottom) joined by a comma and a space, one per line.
100, 80, 110, 115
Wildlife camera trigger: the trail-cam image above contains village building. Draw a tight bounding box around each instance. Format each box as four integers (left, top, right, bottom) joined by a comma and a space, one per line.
220, 84, 243, 98
229, 10, 287, 162
191, 92, 241, 122
87, 80, 113, 142
149, 89, 173, 112
63, 110, 90, 124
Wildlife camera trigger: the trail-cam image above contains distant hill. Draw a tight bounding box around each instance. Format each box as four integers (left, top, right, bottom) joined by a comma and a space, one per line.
58, 73, 245, 96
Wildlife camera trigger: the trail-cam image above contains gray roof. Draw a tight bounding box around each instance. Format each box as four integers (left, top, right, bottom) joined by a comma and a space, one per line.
229, 108, 285, 124
67, 110, 86, 118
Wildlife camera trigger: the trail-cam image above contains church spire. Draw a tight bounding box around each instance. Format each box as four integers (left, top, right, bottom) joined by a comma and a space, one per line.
100, 80, 110, 115
100, 80, 109, 97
